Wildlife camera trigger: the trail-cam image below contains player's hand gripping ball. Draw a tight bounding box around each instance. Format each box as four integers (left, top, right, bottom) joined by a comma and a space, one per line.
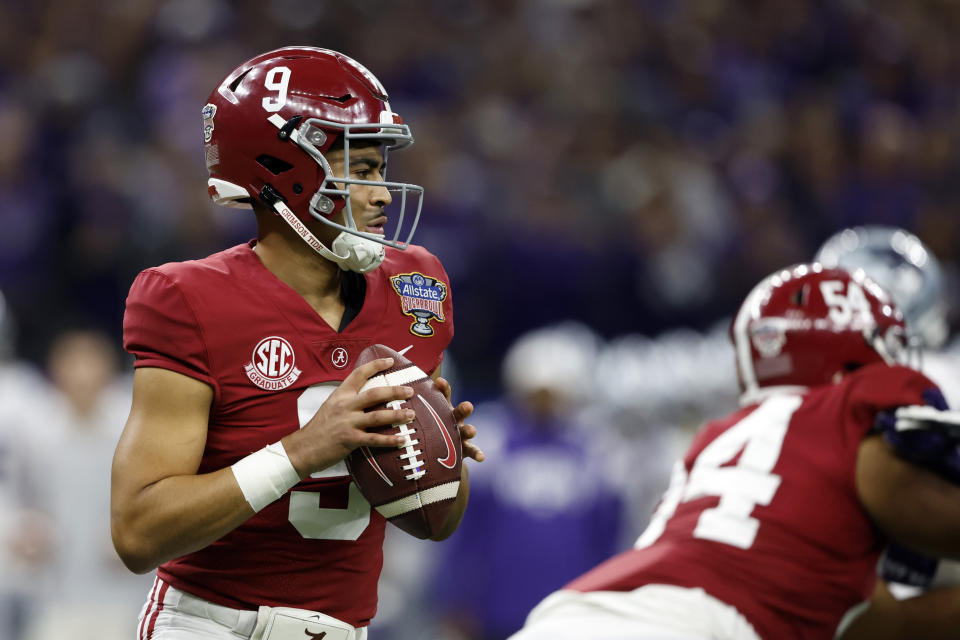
345, 344, 462, 539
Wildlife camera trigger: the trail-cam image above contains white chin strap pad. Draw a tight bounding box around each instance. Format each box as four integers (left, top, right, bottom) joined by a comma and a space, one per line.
331, 232, 386, 273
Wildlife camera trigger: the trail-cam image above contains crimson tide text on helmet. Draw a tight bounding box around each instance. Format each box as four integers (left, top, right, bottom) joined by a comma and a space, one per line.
202, 46, 423, 272
731, 263, 908, 404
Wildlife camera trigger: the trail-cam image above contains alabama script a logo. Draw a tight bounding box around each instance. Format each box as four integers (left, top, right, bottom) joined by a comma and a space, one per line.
245, 336, 302, 391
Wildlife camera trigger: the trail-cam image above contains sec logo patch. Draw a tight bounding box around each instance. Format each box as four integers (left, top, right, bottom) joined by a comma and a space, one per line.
244, 336, 302, 390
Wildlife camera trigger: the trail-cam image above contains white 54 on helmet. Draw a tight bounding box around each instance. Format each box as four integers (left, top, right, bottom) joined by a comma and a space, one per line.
816, 226, 948, 349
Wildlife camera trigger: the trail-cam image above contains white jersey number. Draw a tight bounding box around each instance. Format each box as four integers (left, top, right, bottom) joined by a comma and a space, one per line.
636, 395, 802, 550
262, 66, 291, 113
287, 383, 372, 541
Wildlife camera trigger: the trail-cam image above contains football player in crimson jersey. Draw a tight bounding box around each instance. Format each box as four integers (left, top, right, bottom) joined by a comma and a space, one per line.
509, 263, 960, 640
815, 226, 960, 639
110, 47, 482, 640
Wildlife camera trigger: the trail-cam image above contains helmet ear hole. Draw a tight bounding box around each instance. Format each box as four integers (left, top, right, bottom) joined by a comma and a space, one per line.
256, 155, 294, 175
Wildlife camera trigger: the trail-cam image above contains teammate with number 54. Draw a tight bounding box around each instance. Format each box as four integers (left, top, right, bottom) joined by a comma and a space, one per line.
510, 263, 960, 640
111, 47, 483, 640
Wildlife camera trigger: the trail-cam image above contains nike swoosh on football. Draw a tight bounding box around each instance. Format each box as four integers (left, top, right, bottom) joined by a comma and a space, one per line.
361, 446, 394, 486
419, 393, 457, 469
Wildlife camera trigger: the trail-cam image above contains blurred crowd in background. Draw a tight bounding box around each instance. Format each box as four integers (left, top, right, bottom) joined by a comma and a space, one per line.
2, 0, 960, 638
1, 0, 959, 388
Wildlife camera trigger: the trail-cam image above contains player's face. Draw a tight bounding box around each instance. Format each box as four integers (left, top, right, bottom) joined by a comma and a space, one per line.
324, 144, 392, 236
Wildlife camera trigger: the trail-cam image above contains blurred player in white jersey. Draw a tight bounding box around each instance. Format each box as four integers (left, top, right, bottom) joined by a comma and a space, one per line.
22, 329, 154, 640
816, 226, 960, 638
0, 292, 56, 640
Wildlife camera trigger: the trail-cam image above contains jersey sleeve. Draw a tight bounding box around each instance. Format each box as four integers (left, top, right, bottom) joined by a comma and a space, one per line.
848, 364, 960, 483
845, 364, 942, 430
434, 255, 454, 374
410, 246, 454, 376
123, 268, 219, 395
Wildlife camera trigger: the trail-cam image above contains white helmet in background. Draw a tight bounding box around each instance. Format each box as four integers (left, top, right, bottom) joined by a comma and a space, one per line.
815, 225, 948, 349
502, 321, 601, 410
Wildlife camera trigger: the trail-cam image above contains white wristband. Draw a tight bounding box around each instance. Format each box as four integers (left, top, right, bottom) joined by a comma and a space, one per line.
231, 442, 301, 512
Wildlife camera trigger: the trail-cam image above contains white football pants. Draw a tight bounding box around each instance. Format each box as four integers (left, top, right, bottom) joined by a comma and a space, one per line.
136, 577, 368, 640
507, 584, 761, 640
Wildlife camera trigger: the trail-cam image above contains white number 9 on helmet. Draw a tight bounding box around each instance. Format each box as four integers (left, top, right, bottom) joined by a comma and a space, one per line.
261, 66, 291, 113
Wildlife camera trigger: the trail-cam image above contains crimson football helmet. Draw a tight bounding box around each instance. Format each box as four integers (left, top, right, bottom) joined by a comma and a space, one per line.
731, 263, 909, 403
203, 46, 423, 272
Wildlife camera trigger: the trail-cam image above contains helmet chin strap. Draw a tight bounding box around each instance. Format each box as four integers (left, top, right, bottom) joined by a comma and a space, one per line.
269, 196, 385, 273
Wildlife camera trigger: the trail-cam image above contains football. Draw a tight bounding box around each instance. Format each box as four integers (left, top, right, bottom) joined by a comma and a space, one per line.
346, 344, 462, 539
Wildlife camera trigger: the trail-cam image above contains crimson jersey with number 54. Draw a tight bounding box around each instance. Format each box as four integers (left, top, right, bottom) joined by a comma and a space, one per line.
122, 240, 453, 627
567, 363, 941, 639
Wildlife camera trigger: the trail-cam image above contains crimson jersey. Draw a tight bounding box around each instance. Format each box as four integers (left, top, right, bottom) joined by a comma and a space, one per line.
122, 241, 453, 627
568, 364, 941, 639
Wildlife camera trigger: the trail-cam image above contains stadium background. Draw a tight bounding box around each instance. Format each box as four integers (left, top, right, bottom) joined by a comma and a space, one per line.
3, 0, 959, 390
1, 1, 960, 639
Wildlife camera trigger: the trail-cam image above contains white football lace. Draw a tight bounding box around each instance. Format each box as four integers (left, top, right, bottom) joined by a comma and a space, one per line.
395, 421, 425, 480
